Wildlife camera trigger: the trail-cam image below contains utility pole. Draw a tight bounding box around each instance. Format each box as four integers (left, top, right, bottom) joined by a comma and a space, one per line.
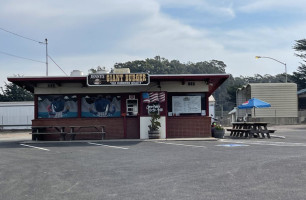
40, 38, 48, 76
45, 38, 48, 76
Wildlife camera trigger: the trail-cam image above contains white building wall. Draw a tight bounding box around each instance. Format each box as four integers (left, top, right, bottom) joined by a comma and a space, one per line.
208, 95, 215, 121
140, 116, 166, 139
0, 102, 34, 129
236, 83, 298, 121
250, 83, 298, 118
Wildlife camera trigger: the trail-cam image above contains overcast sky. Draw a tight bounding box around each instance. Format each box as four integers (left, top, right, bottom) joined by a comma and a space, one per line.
1, 0, 306, 89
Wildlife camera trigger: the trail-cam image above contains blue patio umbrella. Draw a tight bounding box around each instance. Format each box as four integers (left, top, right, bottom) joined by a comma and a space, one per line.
238, 97, 271, 118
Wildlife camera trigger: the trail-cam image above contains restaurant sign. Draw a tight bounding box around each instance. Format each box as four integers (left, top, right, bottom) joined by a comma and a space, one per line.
87, 73, 149, 86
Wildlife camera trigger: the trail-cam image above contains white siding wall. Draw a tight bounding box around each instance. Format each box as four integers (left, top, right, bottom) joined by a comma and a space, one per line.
237, 83, 298, 119
0, 102, 34, 129
250, 83, 298, 118
236, 86, 251, 118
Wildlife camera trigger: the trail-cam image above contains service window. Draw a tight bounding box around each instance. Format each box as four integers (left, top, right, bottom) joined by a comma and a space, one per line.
126, 99, 138, 116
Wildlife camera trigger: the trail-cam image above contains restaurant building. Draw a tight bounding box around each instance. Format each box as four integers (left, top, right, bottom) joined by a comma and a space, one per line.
8, 70, 229, 140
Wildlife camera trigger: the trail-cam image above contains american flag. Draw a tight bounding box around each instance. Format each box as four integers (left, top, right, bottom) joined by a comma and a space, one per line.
158, 92, 165, 102
149, 92, 159, 102
143, 92, 166, 103
142, 93, 150, 103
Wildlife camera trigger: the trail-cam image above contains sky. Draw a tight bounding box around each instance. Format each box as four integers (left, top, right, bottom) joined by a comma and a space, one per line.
1, 0, 306, 89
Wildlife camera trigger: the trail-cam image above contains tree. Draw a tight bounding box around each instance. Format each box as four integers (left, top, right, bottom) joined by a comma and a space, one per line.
113, 56, 289, 112
114, 57, 227, 75
292, 64, 306, 90
0, 83, 33, 101
292, 39, 306, 90
294, 39, 306, 60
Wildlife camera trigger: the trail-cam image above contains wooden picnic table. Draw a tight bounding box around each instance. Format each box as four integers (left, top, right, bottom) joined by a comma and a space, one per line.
31, 126, 67, 140
227, 122, 276, 139
31, 125, 106, 141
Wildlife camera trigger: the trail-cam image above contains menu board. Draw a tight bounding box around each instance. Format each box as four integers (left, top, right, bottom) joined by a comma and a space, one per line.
172, 96, 201, 114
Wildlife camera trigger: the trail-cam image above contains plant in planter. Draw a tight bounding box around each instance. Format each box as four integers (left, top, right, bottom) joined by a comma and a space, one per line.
148, 112, 161, 139
213, 124, 225, 138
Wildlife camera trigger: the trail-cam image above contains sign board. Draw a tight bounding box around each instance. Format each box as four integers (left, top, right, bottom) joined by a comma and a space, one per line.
172, 96, 201, 114
87, 73, 149, 86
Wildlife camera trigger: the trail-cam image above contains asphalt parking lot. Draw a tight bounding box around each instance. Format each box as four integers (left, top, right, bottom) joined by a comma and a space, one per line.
1, 125, 306, 200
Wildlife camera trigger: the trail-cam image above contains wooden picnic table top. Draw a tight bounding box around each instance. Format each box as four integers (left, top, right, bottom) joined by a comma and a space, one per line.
32, 125, 105, 128
69, 125, 105, 128
232, 122, 269, 125
32, 126, 63, 128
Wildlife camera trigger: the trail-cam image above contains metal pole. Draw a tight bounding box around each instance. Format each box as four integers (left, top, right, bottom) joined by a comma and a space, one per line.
275, 109, 277, 125
45, 38, 48, 76
255, 56, 287, 83
285, 63, 287, 83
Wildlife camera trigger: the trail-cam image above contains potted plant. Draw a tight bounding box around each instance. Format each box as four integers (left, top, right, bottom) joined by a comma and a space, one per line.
213, 124, 225, 138
148, 112, 161, 139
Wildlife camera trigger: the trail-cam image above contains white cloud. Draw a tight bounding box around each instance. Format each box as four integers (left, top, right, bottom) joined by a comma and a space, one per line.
208, 21, 306, 76
0, 0, 305, 89
157, 0, 236, 22
0, 0, 160, 30
238, 0, 306, 12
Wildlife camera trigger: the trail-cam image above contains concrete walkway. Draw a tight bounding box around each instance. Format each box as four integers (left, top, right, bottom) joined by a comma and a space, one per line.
1, 124, 306, 142
0, 129, 217, 143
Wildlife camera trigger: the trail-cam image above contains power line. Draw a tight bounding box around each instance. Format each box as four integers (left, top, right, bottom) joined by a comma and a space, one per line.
0, 27, 42, 43
48, 55, 68, 76
0, 27, 67, 77
0, 50, 68, 76
0, 50, 45, 63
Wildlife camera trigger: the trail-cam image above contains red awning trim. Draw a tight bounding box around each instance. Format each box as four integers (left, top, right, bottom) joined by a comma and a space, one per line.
7, 74, 229, 94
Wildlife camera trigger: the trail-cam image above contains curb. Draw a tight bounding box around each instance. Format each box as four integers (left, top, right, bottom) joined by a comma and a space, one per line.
19, 137, 218, 144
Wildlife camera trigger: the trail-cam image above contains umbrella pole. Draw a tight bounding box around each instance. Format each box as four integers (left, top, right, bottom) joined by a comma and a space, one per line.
254, 107, 256, 122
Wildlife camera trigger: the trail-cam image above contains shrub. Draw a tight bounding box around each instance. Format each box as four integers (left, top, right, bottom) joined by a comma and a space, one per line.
215, 124, 224, 130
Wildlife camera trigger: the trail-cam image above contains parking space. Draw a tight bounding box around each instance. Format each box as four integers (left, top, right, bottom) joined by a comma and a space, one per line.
1, 126, 306, 200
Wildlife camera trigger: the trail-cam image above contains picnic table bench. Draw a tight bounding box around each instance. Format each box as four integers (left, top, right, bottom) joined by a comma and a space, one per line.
226, 128, 252, 138
69, 126, 106, 140
227, 122, 275, 139
31, 125, 106, 141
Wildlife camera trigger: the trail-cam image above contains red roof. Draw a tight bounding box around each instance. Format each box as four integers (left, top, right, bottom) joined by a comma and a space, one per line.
8, 74, 229, 95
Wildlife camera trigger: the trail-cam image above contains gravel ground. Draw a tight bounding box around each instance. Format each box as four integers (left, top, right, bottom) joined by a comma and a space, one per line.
0, 130, 31, 141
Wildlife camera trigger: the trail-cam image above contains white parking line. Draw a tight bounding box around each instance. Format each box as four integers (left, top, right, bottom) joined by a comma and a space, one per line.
220, 139, 306, 147
153, 141, 207, 148
88, 142, 129, 150
20, 144, 50, 151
